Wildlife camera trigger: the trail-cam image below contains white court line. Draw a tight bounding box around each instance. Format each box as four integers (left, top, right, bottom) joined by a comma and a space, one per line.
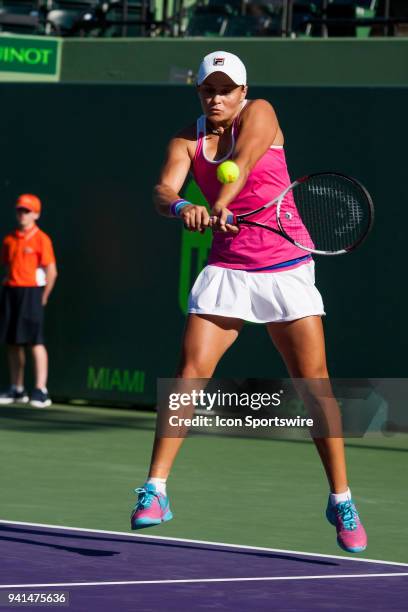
1, 518, 408, 568
0, 573, 408, 590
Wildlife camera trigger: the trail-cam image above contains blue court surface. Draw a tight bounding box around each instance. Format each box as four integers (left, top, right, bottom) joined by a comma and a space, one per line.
0, 520, 407, 611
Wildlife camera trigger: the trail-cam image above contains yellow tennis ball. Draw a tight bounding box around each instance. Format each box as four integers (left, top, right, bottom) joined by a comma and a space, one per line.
216, 161, 240, 184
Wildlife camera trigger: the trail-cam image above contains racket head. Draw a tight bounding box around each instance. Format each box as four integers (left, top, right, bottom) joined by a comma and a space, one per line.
276, 172, 374, 255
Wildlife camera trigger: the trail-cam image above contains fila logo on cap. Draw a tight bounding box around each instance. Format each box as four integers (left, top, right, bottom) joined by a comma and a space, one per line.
197, 51, 247, 86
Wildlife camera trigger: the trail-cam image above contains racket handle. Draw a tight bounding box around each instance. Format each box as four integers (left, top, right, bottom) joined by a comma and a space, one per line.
226, 214, 236, 225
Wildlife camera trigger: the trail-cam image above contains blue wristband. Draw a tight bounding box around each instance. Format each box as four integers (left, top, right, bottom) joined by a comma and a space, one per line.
171, 199, 191, 217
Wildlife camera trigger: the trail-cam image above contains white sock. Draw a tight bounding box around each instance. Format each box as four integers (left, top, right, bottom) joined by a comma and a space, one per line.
40, 388, 48, 394
11, 385, 24, 393
146, 477, 167, 495
330, 487, 352, 506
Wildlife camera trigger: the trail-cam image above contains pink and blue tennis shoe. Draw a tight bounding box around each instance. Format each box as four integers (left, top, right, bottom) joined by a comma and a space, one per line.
131, 483, 173, 530
326, 498, 367, 553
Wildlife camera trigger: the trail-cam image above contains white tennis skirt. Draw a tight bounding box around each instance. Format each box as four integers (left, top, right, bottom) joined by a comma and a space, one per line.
188, 261, 325, 324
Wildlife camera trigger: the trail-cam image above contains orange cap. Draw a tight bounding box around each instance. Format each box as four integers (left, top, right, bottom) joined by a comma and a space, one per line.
16, 193, 42, 214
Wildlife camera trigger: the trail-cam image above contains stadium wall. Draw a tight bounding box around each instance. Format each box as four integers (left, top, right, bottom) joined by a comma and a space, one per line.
0, 36, 407, 86
0, 84, 405, 403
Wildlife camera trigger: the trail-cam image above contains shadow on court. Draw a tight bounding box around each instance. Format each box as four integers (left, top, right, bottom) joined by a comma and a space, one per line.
0, 524, 336, 567
0, 405, 156, 433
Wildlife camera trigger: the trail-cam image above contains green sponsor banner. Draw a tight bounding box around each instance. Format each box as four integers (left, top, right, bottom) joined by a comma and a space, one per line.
0, 36, 59, 75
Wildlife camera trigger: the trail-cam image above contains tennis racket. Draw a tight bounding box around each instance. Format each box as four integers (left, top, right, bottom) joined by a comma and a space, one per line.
226, 172, 374, 255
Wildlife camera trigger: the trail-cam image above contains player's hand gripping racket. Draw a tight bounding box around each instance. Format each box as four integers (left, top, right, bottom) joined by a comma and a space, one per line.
226, 172, 374, 255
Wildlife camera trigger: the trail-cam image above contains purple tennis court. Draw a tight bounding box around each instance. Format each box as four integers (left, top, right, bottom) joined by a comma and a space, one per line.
0, 520, 407, 611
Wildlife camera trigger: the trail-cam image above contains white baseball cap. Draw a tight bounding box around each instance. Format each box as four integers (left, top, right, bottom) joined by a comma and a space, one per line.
197, 51, 247, 86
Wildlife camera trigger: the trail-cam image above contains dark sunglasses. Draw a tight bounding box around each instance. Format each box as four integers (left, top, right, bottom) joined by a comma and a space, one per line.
16, 208, 32, 215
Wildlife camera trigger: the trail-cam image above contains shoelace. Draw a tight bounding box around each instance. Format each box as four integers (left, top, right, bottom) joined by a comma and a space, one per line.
135, 487, 157, 510
336, 501, 358, 530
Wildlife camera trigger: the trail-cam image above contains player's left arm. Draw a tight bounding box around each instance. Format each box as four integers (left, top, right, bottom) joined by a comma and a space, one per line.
213, 99, 279, 230
42, 263, 58, 305
40, 235, 58, 306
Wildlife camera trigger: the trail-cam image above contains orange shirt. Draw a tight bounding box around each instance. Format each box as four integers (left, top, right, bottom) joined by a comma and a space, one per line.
1, 225, 56, 287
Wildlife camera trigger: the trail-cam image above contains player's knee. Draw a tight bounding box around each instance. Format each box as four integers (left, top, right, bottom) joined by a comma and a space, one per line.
177, 362, 213, 378
291, 363, 328, 378
303, 366, 329, 379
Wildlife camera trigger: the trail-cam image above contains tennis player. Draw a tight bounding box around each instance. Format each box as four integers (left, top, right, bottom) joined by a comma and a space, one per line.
0, 194, 57, 408
131, 51, 367, 553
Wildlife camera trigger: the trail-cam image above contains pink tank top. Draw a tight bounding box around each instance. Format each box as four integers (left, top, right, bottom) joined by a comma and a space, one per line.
192, 104, 311, 271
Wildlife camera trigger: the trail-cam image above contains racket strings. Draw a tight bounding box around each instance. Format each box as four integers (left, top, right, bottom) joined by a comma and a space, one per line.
280, 175, 371, 253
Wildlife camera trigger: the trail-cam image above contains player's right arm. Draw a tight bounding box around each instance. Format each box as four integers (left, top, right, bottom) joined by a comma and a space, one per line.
1, 238, 10, 284
153, 133, 210, 232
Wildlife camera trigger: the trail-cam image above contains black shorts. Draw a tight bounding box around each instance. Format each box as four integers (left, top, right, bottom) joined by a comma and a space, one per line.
0, 286, 45, 346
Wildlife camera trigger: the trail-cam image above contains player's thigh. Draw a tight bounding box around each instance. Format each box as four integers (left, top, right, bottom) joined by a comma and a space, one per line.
266, 315, 328, 378
177, 313, 244, 377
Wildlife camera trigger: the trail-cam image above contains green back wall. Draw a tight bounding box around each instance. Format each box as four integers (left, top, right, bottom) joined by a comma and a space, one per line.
0, 84, 405, 403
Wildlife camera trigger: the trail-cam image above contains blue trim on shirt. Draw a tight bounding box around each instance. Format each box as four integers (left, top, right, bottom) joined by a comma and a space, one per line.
246, 255, 312, 272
